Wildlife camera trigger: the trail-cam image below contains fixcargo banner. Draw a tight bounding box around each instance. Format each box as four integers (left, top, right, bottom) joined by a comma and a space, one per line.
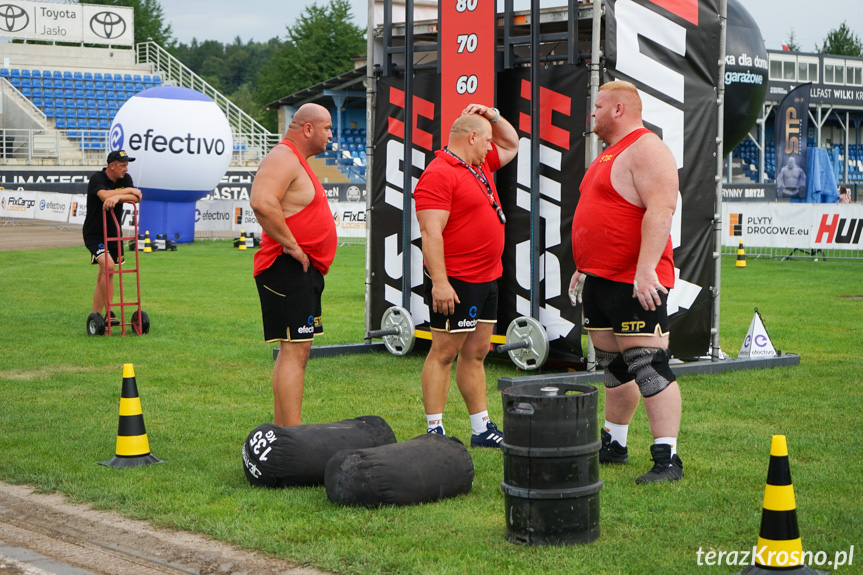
604, 0, 722, 359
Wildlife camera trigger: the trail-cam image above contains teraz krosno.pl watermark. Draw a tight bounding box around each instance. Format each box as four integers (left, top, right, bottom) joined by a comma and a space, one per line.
696, 546, 855, 570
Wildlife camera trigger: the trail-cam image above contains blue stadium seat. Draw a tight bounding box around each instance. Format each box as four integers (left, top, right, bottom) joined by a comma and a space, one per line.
32, 97, 42, 107
87, 108, 97, 118
55, 117, 66, 128
44, 97, 54, 107
10, 78, 20, 87
83, 72, 92, 80
44, 107, 56, 118
74, 89, 84, 98
84, 80, 94, 90
94, 81, 104, 90
21, 87, 32, 97
0, 69, 9, 77
31, 70, 41, 78
53, 70, 62, 79
97, 108, 108, 117
31, 78, 42, 87
73, 71, 82, 80
152, 75, 162, 85
32, 87, 42, 97
88, 118, 99, 129
107, 100, 118, 111
85, 99, 96, 108
85, 89, 95, 99
113, 73, 122, 81
99, 119, 110, 130
42, 78, 53, 88
62, 79, 73, 89
105, 90, 116, 99
74, 80, 84, 89
63, 88, 74, 98
134, 82, 144, 92
123, 73, 132, 81
63, 71, 72, 79
133, 74, 142, 82
21, 69, 30, 78
76, 108, 87, 118
21, 78, 31, 87
142, 75, 152, 83
95, 90, 105, 99
94, 73, 102, 81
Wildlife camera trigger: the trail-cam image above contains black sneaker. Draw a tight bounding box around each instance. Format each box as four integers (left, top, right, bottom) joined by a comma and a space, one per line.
427, 426, 445, 436
599, 428, 629, 464
470, 421, 503, 448
635, 444, 683, 484
106, 311, 120, 326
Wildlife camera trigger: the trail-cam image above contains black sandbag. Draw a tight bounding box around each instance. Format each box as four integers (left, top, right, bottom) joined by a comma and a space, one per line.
325, 433, 474, 507
242, 416, 396, 487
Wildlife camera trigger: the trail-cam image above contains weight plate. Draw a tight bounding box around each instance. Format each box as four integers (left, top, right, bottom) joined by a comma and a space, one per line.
505, 316, 549, 370
381, 306, 416, 356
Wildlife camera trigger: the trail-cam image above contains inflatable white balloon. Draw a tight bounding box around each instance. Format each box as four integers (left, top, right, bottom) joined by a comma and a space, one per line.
109, 86, 233, 242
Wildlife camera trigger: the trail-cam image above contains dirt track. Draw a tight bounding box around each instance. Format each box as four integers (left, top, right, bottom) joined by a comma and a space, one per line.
0, 222, 84, 252
0, 482, 327, 575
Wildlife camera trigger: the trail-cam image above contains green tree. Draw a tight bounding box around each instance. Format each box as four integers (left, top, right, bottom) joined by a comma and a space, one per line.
819, 21, 863, 57
255, 0, 366, 131
784, 30, 800, 52
82, 0, 174, 48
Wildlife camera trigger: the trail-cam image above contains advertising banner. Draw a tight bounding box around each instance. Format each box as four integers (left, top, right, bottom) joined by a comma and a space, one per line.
35, 191, 71, 223
68, 194, 87, 225
0, 1, 134, 46
331, 202, 366, 239
231, 203, 262, 235
774, 83, 811, 200
722, 202, 863, 250
0, 189, 37, 219
194, 200, 234, 233
605, 0, 722, 358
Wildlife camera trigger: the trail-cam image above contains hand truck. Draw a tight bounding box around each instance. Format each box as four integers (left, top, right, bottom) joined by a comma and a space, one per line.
86, 202, 150, 336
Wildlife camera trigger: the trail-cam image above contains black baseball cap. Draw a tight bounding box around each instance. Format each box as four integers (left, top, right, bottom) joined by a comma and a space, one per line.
107, 150, 135, 164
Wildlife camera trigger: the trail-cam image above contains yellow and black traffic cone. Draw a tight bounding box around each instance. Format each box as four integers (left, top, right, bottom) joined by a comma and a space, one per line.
736, 240, 747, 268
733, 436, 827, 574
99, 364, 163, 468
143, 230, 153, 253
238, 229, 247, 250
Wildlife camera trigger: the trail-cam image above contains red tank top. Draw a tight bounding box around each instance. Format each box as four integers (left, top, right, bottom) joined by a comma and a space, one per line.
253, 140, 338, 276
572, 128, 675, 287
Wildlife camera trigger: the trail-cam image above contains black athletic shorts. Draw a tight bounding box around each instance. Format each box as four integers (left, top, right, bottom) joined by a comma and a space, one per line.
423, 270, 498, 332
87, 240, 124, 265
582, 275, 669, 337
255, 254, 325, 342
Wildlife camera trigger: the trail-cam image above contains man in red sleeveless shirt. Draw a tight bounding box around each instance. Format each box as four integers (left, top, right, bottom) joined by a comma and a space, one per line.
250, 103, 337, 427
569, 81, 683, 483
414, 104, 518, 447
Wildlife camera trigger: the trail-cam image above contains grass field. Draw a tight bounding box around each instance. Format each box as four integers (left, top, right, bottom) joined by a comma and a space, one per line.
0, 240, 861, 575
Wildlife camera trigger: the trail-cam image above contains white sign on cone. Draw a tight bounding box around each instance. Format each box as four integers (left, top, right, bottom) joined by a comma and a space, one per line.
739, 310, 777, 359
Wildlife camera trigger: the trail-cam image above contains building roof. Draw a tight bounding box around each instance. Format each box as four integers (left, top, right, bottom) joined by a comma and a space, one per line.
264, 65, 367, 109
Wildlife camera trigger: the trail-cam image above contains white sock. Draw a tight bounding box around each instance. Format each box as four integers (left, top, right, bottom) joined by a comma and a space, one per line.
426, 413, 444, 434
604, 420, 629, 447
655, 437, 677, 458
469, 410, 490, 435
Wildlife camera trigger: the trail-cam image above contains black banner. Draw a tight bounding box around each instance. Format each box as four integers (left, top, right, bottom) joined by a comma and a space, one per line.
604, 0, 722, 359
370, 68, 588, 362
496, 65, 587, 361
774, 83, 811, 200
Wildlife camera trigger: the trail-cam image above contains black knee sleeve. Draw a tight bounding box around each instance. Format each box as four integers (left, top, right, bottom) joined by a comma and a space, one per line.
596, 349, 630, 388
622, 347, 676, 398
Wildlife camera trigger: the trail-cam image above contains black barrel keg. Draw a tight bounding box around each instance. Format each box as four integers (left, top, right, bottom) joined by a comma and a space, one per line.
501, 382, 602, 545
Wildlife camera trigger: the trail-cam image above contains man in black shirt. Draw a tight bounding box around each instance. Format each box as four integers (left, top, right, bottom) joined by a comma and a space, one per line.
83, 150, 142, 324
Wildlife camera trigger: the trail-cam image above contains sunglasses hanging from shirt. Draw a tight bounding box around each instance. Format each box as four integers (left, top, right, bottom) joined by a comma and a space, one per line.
444, 148, 507, 224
